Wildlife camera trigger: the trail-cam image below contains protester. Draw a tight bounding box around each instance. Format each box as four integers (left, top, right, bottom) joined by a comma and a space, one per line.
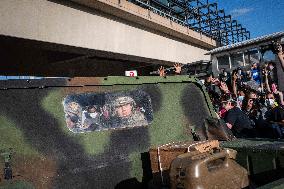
275, 42, 284, 71
219, 100, 230, 119
267, 61, 278, 84
174, 63, 182, 74
157, 63, 183, 77
236, 89, 245, 108
153, 48, 284, 139
219, 69, 232, 92
224, 100, 255, 138
269, 83, 284, 106
250, 63, 261, 85
204, 74, 223, 109
265, 93, 284, 138
204, 62, 282, 139
158, 66, 166, 77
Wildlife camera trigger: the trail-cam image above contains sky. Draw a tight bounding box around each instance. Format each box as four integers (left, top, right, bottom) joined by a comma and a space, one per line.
215, 0, 284, 38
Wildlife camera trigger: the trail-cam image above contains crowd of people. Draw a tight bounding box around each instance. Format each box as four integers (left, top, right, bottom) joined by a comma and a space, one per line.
204, 62, 284, 139
157, 42, 284, 139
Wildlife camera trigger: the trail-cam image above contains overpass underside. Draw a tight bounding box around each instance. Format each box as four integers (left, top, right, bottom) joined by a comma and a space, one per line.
0, 35, 170, 77
0, 0, 216, 77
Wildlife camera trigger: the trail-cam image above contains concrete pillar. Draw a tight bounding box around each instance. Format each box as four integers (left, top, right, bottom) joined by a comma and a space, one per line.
228, 55, 232, 69
211, 55, 218, 76
242, 52, 246, 66
248, 53, 251, 65
257, 49, 262, 64
216, 58, 219, 72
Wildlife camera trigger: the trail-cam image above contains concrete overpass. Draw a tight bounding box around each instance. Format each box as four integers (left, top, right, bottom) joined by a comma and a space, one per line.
0, 0, 217, 76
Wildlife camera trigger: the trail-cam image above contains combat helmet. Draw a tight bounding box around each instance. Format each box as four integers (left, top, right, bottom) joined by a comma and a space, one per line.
113, 96, 136, 107
66, 101, 81, 114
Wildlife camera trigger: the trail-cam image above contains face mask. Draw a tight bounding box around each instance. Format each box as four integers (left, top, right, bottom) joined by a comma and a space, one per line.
89, 112, 98, 118
269, 66, 274, 70
238, 70, 242, 75
238, 96, 244, 102
223, 72, 227, 77
266, 99, 275, 106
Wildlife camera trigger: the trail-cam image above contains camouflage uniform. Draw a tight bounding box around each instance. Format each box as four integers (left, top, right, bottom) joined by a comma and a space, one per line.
65, 102, 83, 132
117, 110, 148, 128
110, 96, 148, 128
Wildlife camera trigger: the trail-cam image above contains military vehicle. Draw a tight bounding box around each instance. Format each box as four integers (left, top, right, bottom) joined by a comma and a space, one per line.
0, 76, 284, 189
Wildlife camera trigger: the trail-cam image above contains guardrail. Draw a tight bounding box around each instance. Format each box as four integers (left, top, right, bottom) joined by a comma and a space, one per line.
129, 0, 187, 26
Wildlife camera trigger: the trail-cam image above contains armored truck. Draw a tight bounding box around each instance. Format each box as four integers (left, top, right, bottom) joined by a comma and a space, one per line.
0, 76, 283, 189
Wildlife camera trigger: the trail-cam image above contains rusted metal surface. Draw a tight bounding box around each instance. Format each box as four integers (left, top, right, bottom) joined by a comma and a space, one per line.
0, 156, 57, 189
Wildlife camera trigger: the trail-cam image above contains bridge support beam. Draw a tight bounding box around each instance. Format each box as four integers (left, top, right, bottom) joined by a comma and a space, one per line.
0, 0, 214, 65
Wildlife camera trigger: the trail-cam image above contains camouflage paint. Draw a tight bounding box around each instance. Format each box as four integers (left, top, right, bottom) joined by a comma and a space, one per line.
0, 180, 35, 189
221, 139, 284, 187
258, 178, 284, 189
0, 116, 40, 156
0, 76, 215, 188
41, 89, 111, 155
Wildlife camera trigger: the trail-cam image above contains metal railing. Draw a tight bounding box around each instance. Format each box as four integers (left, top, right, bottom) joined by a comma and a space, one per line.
127, 0, 250, 46
130, 0, 188, 26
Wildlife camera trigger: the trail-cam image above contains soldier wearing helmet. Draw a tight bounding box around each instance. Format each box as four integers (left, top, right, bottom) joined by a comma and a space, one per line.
82, 105, 101, 131
114, 96, 136, 118
111, 96, 148, 128
64, 101, 82, 132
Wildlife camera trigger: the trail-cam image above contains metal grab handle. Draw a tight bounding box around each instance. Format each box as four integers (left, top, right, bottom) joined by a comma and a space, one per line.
197, 151, 229, 174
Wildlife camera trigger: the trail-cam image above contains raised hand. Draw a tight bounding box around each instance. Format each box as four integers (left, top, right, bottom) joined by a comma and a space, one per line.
220, 81, 230, 93
275, 42, 283, 54
174, 63, 182, 74
263, 69, 268, 76
158, 66, 166, 77
232, 72, 238, 82
212, 77, 220, 85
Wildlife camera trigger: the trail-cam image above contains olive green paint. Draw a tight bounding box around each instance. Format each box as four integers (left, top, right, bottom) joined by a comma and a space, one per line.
129, 152, 143, 182
41, 89, 66, 132
0, 76, 218, 188
258, 178, 284, 189
0, 116, 40, 156
0, 180, 35, 189
41, 88, 111, 155
149, 83, 191, 146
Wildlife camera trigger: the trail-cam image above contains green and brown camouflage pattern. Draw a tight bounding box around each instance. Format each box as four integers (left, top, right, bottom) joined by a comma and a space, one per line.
1, 76, 283, 188
221, 138, 284, 187
0, 76, 215, 189
258, 178, 284, 189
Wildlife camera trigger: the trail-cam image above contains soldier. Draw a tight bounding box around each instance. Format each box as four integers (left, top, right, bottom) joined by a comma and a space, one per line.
65, 101, 82, 133
111, 96, 148, 128
82, 105, 101, 131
